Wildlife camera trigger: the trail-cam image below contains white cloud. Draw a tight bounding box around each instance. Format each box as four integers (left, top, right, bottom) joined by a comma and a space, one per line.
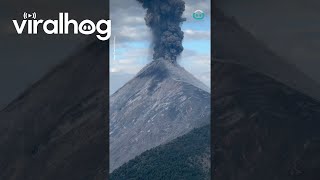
184, 29, 210, 40
122, 16, 145, 24
110, 47, 149, 74
116, 26, 151, 41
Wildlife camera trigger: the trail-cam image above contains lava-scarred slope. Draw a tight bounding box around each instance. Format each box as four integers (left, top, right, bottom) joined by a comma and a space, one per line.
110, 60, 210, 172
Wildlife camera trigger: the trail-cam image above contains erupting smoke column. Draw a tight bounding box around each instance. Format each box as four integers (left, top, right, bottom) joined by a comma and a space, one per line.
137, 0, 186, 63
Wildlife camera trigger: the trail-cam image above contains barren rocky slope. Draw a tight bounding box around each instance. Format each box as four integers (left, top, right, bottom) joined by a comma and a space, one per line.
110, 60, 210, 172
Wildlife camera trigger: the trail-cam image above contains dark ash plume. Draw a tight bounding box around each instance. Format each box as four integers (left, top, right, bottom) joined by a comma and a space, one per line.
137, 0, 186, 63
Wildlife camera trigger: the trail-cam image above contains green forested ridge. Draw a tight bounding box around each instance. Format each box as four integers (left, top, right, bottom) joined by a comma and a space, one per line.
110, 125, 210, 180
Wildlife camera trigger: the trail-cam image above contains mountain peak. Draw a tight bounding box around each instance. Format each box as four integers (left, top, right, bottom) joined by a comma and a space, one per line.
110, 59, 210, 172
135, 60, 210, 92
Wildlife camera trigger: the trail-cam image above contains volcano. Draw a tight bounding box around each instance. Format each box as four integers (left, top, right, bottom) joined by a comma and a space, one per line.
213, 9, 320, 180
110, 60, 211, 172
0, 40, 108, 180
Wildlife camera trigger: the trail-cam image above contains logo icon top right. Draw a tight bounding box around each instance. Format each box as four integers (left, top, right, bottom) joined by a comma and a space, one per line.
193, 10, 205, 20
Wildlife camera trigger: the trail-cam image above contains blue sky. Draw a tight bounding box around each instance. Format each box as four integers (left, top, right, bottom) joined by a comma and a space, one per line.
110, 0, 211, 94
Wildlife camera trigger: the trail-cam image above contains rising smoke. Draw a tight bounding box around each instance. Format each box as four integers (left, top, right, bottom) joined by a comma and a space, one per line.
136, 0, 186, 63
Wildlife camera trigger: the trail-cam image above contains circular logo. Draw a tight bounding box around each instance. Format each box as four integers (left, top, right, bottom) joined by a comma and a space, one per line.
193, 10, 205, 20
